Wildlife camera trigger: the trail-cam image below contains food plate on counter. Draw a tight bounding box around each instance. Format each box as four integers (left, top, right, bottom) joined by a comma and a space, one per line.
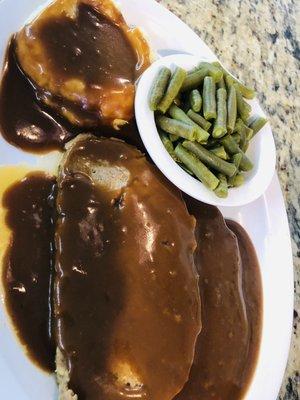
0, 1, 293, 400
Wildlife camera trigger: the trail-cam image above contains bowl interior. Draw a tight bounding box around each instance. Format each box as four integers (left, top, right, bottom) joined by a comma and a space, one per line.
135, 54, 276, 207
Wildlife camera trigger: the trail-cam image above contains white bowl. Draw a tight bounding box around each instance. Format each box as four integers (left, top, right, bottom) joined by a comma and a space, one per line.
135, 54, 276, 207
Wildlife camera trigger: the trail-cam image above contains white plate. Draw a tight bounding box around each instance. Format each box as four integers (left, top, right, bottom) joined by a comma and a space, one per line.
0, 1, 293, 399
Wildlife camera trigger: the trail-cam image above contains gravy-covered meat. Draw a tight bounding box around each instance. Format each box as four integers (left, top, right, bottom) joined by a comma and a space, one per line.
175, 200, 262, 400
16, 0, 151, 128
54, 135, 201, 400
0, 40, 145, 154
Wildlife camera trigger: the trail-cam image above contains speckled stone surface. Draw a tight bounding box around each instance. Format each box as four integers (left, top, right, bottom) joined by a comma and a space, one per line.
156, 0, 300, 398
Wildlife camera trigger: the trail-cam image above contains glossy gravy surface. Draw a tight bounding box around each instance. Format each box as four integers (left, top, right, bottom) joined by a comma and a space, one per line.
38, 3, 137, 86
175, 200, 262, 400
0, 40, 144, 153
15, 0, 150, 129
1, 161, 262, 400
0, 40, 74, 152
1, 173, 56, 372
54, 136, 201, 400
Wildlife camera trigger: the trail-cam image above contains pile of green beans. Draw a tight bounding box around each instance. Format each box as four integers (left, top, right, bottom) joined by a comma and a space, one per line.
149, 62, 268, 198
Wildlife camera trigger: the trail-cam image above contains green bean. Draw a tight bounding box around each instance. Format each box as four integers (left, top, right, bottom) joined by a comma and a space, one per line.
235, 85, 251, 122
217, 76, 226, 90
156, 116, 196, 141
168, 104, 209, 143
248, 115, 268, 136
175, 144, 219, 190
168, 104, 190, 123
160, 131, 173, 153
234, 118, 244, 133
236, 83, 255, 100
232, 153, 243, 168
221, 136, 253, 171
234, 118, 253, 142
231, 133, 241, 143
173, 96, 182, 107
228, 174, 237, 187
232, 173, 245, 187
243, 141, 249, 152
213, 61, 256, 99
227, 85, 237, 133
245, 126, 254, 140
213, 88, 227, 138
210, 146, 228, 160
203, 76, 217, 120
187, 109, 212, 131
157, 67, 187, 113
239, 125, 247, 151
225, 73, 235, 89
189, 89, 202, 112
240, 141, 249, 153
181, 67, 207, 92
198, 62, 223, 82
228, 153, 242, 186
182, 141, 237, 177
214, 174, 228, 198
149, 67, 171, 111
221, 135, 239, 154
192, 129, 209, 144
159, 131, 179, 161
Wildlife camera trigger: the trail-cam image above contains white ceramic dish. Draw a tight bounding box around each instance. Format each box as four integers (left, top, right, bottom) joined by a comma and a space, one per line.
135, 54, 276, 207
0, 1, 293, 399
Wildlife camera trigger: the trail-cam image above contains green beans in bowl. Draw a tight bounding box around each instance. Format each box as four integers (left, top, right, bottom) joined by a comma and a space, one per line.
135, 54, 276, 206
149, 61, 267, 198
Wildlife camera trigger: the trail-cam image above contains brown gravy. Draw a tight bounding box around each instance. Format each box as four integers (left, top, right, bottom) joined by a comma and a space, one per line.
175, 200, 262, 400
0, 39, 145, 153
0, 40, 74, 152
5, 0, 150, 138
1, 173, 56, 372
38, 3, 137, 86
1, 168, 262, 400
54, 136, 201, 400
226, 219, 263, 392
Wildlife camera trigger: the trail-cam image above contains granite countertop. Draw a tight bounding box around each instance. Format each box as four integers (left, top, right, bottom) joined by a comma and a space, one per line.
157, 0, 300, 398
